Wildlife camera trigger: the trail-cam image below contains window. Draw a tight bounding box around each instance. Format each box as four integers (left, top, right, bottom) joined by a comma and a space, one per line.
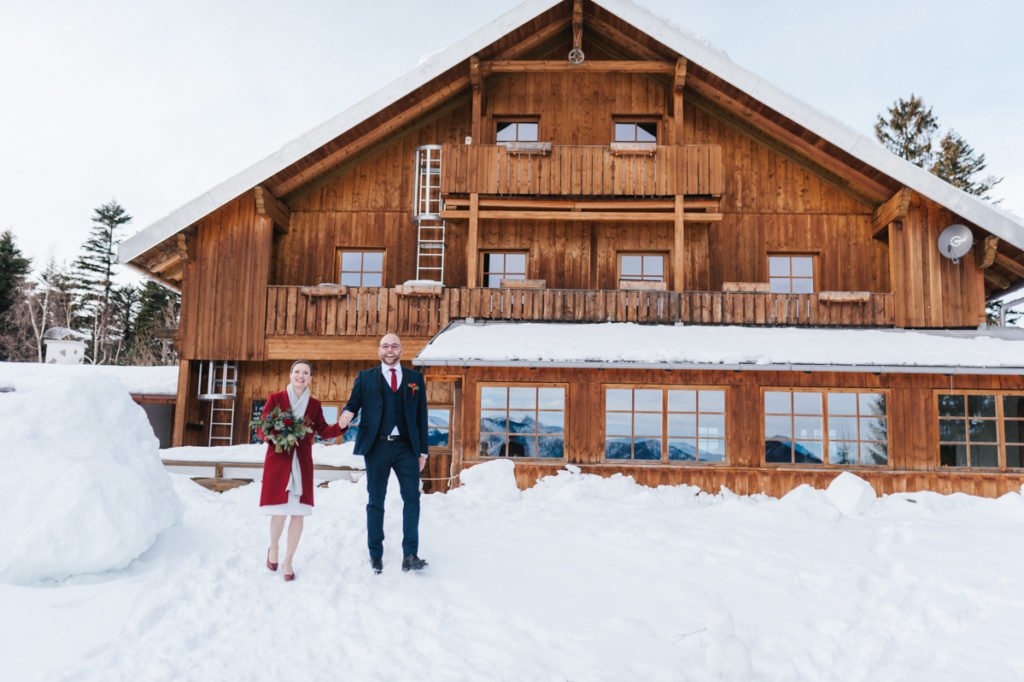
482, 252, 527, 288
338, 250, 384, 287
764, 390, 888, 465
619, 253, 665, 283
938, 393, 1024, 469
495, 119, 539, 144
768, 254, 815, 294
614, 120, 658, 144
479, 385, 565, 458
249, 399, 267, 444
428, 407, 451, 449
605, 387, 726, 463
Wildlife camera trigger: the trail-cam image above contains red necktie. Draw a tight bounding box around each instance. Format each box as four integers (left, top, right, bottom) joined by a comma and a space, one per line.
389, 368, 398, 393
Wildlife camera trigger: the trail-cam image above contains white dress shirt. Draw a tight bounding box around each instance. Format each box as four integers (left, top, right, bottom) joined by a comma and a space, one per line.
380, 362, 402, 436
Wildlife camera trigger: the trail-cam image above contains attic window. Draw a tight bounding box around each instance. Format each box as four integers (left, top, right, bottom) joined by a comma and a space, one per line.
614, 120, 658, 144
495, 119, 539, 144
768, 254, 815, 294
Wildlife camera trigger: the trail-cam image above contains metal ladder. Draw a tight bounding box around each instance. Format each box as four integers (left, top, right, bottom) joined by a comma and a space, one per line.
413, 145, 445, 283
197, 361, 238, 447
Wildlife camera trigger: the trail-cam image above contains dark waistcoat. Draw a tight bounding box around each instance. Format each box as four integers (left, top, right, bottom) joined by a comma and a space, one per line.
377, 371, 409, 438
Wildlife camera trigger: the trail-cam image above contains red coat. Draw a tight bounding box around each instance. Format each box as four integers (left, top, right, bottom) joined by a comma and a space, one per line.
258, 390, 344, 507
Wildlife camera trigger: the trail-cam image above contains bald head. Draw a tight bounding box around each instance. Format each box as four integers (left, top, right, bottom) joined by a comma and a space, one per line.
378, 333, 403, 367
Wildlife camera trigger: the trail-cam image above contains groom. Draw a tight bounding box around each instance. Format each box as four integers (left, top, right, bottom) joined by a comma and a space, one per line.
339, 333, 429, 574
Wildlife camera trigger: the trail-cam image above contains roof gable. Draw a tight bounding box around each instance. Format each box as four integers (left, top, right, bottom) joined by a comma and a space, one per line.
119, 0, 1024, 268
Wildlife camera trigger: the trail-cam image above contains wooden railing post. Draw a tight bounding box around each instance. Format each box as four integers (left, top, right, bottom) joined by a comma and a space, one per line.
673, 195, 686, 291
466, 193, 480, 288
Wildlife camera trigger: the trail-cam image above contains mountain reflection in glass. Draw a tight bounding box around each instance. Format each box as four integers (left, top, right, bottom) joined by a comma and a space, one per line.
604, 387, 726, 463
478, 385, 565, 459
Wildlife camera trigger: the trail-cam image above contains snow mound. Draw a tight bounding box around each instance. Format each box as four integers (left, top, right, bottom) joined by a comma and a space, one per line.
0, 376, 182, 584
456, 459, 521, 501
825, 472, 877, 516
703, 601, 753, 680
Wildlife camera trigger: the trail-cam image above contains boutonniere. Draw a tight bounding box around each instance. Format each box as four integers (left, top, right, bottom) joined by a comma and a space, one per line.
408, 382, 420, 394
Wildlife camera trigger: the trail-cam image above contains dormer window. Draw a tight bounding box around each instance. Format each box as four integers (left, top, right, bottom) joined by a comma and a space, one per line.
495, 119, 539, 144
614, 120, 658, 144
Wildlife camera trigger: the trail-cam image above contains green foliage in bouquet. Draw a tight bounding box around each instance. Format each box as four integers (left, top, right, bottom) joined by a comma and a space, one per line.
250, 406, 312, 453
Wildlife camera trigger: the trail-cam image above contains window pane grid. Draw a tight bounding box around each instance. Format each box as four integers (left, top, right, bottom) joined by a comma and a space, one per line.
605, 387, 725, 463
768, 255, 815, 294
480, 385, 565, 458
939, 393, 1022, 469
764, 390, 887, 466
338, 250, 384, 287
482, 252, 527, 288
496, 120, 539, 143
619, 253, 665, 282
614, 121, 658, 143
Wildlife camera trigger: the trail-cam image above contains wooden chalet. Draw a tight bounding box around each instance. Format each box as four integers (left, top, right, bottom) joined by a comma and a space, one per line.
120, 0, 1024, 497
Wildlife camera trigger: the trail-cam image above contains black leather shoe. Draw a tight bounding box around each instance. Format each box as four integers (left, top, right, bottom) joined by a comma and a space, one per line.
401, 555, 428, 572
370, 557, 383, 575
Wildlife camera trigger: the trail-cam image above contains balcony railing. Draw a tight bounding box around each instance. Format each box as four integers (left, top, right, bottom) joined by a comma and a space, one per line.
440, 144, 723, 197
265, 286, 895, 338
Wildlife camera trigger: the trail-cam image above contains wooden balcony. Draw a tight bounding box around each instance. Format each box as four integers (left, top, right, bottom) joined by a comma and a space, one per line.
265, 286, 895, 340
440, 144, 723, 197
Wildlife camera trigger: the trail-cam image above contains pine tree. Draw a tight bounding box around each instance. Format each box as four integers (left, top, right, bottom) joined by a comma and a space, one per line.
874, 94, 938, 168
71, 200, 133, 364
929, 130, 1002, 200
0, 231, 32, 361
127, 280, 180, 365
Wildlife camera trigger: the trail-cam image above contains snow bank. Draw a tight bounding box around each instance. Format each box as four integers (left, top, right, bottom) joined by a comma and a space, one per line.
161, 441, 365, 469
0, 376, 182, 584
0, 361, 178, 395
826, 471, 877, 515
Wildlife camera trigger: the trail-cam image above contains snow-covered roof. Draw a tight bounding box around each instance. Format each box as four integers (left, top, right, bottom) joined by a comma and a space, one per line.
0, 362, 178, 395
414, 321, 1024, 374
118, 0, 1024, 265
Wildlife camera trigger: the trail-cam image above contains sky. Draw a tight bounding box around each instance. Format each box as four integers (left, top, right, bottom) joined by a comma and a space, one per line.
1, 0, 1022, 274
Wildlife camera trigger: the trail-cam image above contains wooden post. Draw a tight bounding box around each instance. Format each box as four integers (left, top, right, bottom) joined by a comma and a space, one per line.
470, 56, 482, 144
171, 359, 190, 447
467, 193, 480, 288
674, 195, 686, 291
673, 58, 688, 146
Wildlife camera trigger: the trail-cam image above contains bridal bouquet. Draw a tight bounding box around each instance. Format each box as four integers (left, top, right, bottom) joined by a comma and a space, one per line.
251, 406, 312, 453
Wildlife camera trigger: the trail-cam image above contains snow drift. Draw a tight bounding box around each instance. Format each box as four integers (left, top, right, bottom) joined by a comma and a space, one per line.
0, 376, 182, 584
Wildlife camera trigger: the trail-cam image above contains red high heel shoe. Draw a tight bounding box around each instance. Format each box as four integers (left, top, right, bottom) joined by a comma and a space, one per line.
266, 549, 278, 572
283, 570, 296, 582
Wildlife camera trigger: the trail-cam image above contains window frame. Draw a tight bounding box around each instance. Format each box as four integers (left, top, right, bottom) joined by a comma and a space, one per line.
316, 402, 345, 445
602, 384, 728, 465
761, 387, 892, 468
617, 251, 668, 285
612, 116, 659, 144
480, 250, 529, 288
477, 382, 568, 461
494, 117, 540, 145
767, 252, 817, 294
934, 389, 1024, 471
427, 403, 454, 455
336, 248, 386, 288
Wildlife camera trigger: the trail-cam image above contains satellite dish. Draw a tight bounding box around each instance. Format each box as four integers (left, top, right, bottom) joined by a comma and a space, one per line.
937, 224, 974, 264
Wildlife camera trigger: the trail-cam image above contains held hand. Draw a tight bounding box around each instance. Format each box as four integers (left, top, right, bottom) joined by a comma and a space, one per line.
338, 410, 354, 428
419, 455, 427, 472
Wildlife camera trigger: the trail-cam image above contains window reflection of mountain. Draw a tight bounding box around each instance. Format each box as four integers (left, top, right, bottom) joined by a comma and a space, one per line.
764, 438, 823, 464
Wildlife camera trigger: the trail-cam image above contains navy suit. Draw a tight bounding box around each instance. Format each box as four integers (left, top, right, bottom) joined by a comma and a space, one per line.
344, 365, 429, 560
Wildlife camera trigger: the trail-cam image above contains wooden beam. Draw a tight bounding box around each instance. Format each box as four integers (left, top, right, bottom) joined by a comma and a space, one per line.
273, 75, 470, 196
470, 56, 482, 144
443, 197, 718, 211
984, 267, 1013, 290
266, 336, 431, 361
673, 195, 686, 291
995, 253, 1024, 280
572, 0, 584, 56
254, 186, 290, 232
687, 83, 890, 205
673, 58, 688, 147
872, 187, 913, 237
441, 209, 722, 222
150, 251, 183, 274
585, 14, 666, 61
496, 17, 572, 59
171, 359, 190, 447
466, 193, 480, 288
481, 60, 675, 74
977, 236, 999, 269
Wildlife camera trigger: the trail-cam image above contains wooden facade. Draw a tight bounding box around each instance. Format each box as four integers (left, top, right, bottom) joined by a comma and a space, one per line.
125, 0, 1024, 498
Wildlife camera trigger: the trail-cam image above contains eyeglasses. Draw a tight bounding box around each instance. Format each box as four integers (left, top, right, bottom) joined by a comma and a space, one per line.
380, 343, 402, 350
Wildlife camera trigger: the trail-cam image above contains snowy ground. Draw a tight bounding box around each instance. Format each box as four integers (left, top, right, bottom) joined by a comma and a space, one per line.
3, 462, 1024, 681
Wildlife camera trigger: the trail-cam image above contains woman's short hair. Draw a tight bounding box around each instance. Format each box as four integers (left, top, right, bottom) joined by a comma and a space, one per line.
290, 359, 314, 375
